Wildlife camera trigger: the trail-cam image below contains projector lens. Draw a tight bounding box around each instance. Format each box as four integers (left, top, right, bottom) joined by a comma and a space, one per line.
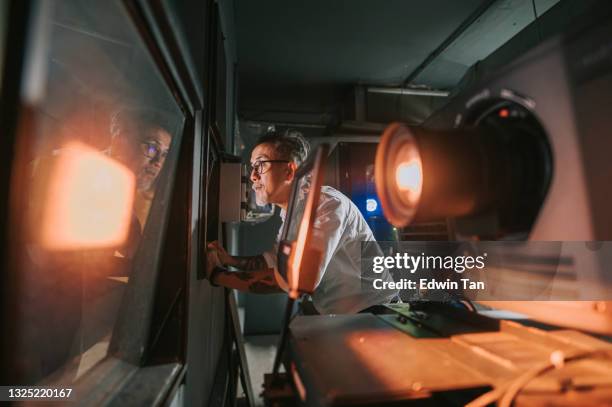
374, 100, 552, 232
375, 123, 423, 227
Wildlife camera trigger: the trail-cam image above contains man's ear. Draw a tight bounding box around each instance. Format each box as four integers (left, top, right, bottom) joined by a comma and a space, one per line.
286, 162, 297, 181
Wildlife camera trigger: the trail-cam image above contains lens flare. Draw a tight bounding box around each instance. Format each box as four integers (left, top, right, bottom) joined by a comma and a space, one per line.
395, 160, 422, 192
375, 123, 423, 227
366, 198, 378, 212
40, 142, 135, 250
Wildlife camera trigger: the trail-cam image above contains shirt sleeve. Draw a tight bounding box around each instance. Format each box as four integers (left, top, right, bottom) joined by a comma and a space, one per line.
263, 213, 286, 269
311, 195, 346, 287
262, 244, 277, 269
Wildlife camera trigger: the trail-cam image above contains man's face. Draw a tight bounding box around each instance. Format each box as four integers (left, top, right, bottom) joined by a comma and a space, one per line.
250, 143, 293, 206
136, 128, 171, 192
111, 124, 171, 193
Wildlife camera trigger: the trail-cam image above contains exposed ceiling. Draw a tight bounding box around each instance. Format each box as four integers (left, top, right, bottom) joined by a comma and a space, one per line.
234, 0, 560, 131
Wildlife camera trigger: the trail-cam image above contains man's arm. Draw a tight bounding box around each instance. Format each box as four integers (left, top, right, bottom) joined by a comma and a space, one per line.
232, 255, 269, 271
211, 262, 282, 294
207, 243, 283, 294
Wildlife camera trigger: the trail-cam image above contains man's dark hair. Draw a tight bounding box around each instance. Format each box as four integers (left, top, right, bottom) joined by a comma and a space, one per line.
256, 129, 310, 167
110, 107, 178, 141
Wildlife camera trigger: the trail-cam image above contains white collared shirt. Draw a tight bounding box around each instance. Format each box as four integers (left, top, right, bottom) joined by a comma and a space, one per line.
263, 186, 398, 314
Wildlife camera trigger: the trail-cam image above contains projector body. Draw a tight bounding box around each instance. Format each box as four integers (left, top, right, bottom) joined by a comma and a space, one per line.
389, 13, 612, 331
424, 20, 612, 242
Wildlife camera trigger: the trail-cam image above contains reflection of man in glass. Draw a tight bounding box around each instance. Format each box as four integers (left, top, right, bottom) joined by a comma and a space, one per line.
109, 108, 173, 230
20, 110, 174, 381
207, 130, 398, 314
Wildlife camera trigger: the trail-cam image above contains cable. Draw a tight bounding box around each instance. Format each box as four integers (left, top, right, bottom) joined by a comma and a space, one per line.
531, 0, 538, 19
531, 0, 543, 42
499, 349, 612, 407
460, 299, 476, 312
465, 386, 504, 407
465, 348, 612, 407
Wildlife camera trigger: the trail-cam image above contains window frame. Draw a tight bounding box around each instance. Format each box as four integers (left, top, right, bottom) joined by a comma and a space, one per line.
0, 0, 215, 404
0, 0, 34, 388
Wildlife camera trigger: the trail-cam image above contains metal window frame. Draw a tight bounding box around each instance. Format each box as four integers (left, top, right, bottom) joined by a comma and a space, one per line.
0, 0, 34, 388
0, 0, 213, 404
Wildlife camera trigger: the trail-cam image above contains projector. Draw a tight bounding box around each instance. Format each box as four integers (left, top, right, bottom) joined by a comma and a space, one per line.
374, 9, 612, 333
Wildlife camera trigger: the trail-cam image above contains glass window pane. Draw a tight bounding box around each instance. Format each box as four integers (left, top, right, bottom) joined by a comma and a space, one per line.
0, 1, 7, 92
13, 0, 184, 384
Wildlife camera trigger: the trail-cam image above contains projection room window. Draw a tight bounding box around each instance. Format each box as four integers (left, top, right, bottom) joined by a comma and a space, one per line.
11, 0, 184, 385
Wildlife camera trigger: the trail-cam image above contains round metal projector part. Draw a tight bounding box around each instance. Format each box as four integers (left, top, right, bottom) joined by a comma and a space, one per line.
375, 102, 552, 231
375, 123, 423, 227
376, 123, 498, 227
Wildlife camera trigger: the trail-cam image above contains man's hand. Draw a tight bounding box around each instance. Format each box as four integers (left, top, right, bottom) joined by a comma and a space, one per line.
203, 242, 281, 293
206, 245, 222, 280
207, 241, 237, 267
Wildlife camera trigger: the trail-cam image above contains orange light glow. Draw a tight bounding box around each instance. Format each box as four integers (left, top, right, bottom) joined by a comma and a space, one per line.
499, 108, 509, 118
40, 142, 135, 250
343, 328, 488, 396
395, 160, 422, 193
375, 123, 424, 227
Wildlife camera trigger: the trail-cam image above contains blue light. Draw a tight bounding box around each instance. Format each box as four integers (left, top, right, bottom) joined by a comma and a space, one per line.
366, 198, 378, 212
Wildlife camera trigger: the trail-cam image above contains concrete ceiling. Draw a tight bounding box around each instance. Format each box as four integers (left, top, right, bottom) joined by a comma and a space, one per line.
234, 0, 560, 128
235, 1, 488, 85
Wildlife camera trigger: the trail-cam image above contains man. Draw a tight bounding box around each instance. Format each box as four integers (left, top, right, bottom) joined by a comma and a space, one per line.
207, 131, 398, 314
109, 108, 173, 230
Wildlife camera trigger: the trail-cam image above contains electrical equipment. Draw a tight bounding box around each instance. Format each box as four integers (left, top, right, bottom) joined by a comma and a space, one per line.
374, 6, 612, 334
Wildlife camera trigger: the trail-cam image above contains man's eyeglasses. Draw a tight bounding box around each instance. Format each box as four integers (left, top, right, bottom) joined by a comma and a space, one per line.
248, 160, 289, 175
141, 141, 169, 161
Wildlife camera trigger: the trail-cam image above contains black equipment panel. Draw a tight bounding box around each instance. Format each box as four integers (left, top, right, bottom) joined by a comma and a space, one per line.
288, 313, 490, 406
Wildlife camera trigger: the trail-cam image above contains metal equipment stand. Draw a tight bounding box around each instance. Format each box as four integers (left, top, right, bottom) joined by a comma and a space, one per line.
227, 289, 255, 407
262, 296, 298, 406
271, 297, 295, 382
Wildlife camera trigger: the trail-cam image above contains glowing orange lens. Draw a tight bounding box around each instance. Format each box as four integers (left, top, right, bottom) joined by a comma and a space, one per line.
40, 142, 135, 250
395, 160, 422, 192
375, 123, 424, 227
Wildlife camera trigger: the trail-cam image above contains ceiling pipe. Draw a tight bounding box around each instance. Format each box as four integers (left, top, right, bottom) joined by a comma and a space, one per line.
367, 87, 449, 97
245, 120, 328, 129
402, 0, 498, 87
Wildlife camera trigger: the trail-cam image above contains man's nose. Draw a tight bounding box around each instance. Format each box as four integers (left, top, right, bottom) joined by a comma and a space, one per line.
150, 156, 163, 168
250, 168, 259, 183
